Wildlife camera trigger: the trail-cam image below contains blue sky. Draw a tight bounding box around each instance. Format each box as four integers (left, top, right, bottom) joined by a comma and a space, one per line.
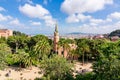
0, 0, 120, 35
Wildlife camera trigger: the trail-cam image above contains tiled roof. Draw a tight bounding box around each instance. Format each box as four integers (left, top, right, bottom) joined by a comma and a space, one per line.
0, 29, 8, 33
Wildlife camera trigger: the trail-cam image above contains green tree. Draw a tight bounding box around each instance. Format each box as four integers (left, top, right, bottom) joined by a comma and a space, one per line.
76, 39, 90, 65
7, 35, 29, 53
40, 55, 73, 80
13, 31, 27, 36
0, 37, 6, 43
58, 38, 75, 58
28, 34, 48, 49
0, 43, 11, 70
93, 41, 120, 80
11, 50, 33, 68
33, 39, 51, 60
75, 72, 94, 80
88, 39, 106, 60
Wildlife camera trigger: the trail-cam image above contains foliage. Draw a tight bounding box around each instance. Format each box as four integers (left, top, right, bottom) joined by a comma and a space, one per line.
0, 37, 6, 43
7, 35, 29, 53
93, 41, 120, 80
6, 49, 34, 68
28, 34, 48, 48
76, 39, 90, 64
33, 39, 51, 60
88, 39, 107, 60
40, 55, 73, 80
75, 72, 94, 80
13, 31, 27, 36
0, 43, 11, 70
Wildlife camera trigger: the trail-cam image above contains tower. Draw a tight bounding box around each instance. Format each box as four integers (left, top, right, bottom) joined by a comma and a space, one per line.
53, 24, 59, 53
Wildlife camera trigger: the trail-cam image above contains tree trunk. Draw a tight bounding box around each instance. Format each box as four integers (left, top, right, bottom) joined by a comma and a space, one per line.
58, 48, 62, 56
15, 42, 18, 53
63, 49, 68, 58
86, 53, 88, 63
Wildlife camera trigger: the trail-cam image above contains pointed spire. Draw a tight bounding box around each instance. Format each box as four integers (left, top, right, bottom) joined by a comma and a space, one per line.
55, 24, 58, 32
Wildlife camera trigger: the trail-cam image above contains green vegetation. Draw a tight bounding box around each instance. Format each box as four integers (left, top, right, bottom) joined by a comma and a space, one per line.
0, 43, 11, 69
40, 55, 73, 80
0, 31, 120, 80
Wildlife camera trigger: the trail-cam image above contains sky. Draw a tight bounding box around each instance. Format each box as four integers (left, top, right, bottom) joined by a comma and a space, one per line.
0, 0, 120, 35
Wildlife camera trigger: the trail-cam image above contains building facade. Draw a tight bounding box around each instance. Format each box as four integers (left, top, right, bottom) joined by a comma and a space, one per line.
0, 29, 13, 38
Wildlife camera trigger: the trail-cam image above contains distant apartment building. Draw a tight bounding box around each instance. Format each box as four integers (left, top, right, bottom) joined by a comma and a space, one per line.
0, 29, 13, 38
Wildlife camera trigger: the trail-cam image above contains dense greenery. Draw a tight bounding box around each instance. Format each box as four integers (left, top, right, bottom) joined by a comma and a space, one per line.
93, 41, 120, 80
0, 43, 11, 69
0, 31, 120, 80
40, 55, 73, 80
13, 31, 27, 36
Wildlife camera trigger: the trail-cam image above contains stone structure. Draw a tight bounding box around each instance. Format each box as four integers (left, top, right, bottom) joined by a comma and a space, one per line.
0, 29, 13, 38
53, 24, 59, 53
53, 25, 77, 59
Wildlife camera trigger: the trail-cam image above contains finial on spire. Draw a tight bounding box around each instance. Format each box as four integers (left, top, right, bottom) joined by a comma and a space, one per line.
55, 24, 58, 32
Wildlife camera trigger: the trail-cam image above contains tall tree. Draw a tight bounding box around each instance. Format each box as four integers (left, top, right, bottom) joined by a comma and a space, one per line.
28, 34, 48, 49
7, 35, 29, 53
58, 38, 74, 58
76, 39, 90, 65
33, 39, 51, 60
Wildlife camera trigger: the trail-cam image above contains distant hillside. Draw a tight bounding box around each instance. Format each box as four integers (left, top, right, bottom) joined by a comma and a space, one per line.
68, 32, 97, 35
109, 30, 120, 37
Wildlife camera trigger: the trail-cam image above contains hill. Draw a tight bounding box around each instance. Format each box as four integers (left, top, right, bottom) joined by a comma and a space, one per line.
109, 30, 120, 37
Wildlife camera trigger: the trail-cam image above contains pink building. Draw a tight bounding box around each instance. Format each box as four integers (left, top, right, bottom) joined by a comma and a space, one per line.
0, 29, 13, 38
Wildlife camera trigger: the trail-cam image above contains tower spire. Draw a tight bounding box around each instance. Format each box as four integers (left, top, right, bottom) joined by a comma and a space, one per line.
53, 24, 59, 53
55, 24, 58, 32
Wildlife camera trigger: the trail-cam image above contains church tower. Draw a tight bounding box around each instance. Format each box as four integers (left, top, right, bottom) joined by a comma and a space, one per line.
53, 24, 59, 53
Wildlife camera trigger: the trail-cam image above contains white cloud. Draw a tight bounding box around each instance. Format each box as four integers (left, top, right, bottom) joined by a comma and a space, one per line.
66, 14, 92, 23
0, 6, 6, 12
9, 18, 23, 27
66, 11, 120, 34
90, 19, 105, 24
30, 21, 41, 26
61, 0, 113, 23
61, 0, 113, 15
0, 13, 12, 21
19, 4, 56, 27
108, 12, 120, 20
78, 23, 120, 34
66, 14, 79, 23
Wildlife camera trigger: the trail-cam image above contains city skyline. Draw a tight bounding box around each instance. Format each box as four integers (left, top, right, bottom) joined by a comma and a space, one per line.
0, 0, 120, 35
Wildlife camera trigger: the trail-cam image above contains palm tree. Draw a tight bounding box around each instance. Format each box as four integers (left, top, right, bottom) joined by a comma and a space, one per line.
58, 38, 72, 58
76, 39, 90, 65
7, 35, 29, 53
33, 39, 51, 60
63, 43, 70, 58
12, 50, 33, 68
